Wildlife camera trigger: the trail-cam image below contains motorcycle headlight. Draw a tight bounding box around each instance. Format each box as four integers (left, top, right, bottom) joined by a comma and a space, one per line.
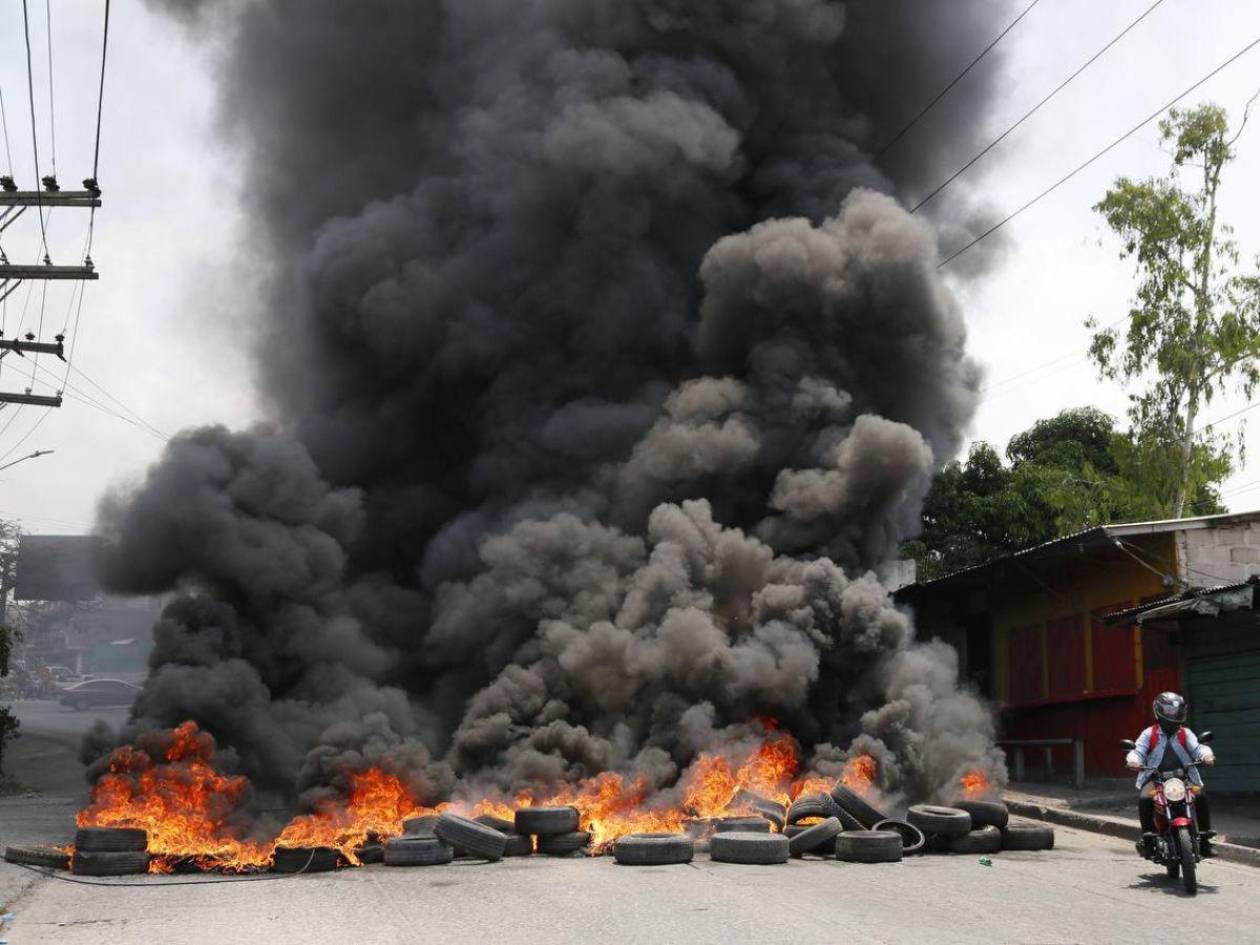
1163, 778, 1187, 802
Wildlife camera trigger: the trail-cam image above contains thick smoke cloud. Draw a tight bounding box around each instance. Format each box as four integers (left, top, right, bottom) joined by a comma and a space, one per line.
100, 0, 1012, 809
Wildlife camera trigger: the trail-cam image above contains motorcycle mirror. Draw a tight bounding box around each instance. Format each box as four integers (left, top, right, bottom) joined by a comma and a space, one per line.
1120, 739, 1137, 750
1199, 730, 1214, 744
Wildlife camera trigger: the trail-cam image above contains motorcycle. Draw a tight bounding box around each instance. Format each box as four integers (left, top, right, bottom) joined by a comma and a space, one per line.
1120, 730, 1214, 896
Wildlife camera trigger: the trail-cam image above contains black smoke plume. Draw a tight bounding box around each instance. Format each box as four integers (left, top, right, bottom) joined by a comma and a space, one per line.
94, 0, 1012, 811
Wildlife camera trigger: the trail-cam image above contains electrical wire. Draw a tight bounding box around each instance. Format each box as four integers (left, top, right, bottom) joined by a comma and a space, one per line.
874, 0, 1042, 161
0, 85, 13, 177
43, 0, 56, 177
70, 363, 169, 440
0, 407, 50, 464
20, 0, 48, 258
913, 0, 1165, 214
21, 354, 168, 441
938, 34, 1260, 269
92, 0, 111, 182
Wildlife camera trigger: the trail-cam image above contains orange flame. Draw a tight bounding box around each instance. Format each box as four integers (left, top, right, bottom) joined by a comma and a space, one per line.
959, 769, 991, 800
838, 754, 877, 798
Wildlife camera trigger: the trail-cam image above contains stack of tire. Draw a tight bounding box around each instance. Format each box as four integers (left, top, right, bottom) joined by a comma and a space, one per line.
515, 806, 589, 857
384, 811, 519, 866
906, 799, 1054, 855
70, 828, 150, 876
782, 783, 909, 864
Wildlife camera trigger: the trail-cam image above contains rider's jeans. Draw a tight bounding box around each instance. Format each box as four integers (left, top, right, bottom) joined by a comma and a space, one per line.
1139, 782, 1212, 833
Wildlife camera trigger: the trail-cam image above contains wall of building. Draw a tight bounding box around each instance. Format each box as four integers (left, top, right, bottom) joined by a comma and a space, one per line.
1178, 521, 1260, 587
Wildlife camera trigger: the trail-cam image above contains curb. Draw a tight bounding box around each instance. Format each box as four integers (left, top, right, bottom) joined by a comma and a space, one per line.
1005, 799, 1260, 869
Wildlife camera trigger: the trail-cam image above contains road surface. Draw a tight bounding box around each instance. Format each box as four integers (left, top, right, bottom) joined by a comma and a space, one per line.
2, 826, 1258, 945
5, 699, 133, 795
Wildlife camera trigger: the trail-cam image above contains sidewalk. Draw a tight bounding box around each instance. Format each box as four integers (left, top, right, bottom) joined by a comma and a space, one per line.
1004, 780, 1260, 867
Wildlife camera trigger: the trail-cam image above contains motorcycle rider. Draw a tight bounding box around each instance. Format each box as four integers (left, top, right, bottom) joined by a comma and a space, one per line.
1125, 691, 1216, 858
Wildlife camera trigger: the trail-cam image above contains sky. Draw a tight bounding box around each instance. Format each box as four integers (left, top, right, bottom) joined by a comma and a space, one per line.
0, 0, 1258, 536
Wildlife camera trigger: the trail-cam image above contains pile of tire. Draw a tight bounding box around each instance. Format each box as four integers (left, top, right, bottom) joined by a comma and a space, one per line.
905, 799, 1054, 855
515, 806, 589, 857
70, 828, 151, 876
782, 781, 906, 863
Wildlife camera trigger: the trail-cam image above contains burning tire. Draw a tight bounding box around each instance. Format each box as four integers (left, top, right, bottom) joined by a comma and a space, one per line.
536, 831, 590, 856
787, 793, 859, 830
787, 816, 842, 857
871, 819, 926, 856
5, 844, 71, 870
515, 806, 579, 836
72, 850, 151, 876
74, 827, 148, 852
475, 815, 516, 834
403, 815, 440, 836
355, 842, 385, 864
435, 813, 508, 860
613, 833, 693, 866
906, 805, 972, 839
1000, 824, 1054, 851
947, 825, 1003, 854
951, 800, 1008, 830
713, 817, 770, 833
709, 831, 790, 865
784, 824, 837, 856
384, 837, 455, 867
752, 800, 786, 831
273, 846, 341, 873
503, 834, 533, 857
834, 830, 903, 864
829, 784, 887, 829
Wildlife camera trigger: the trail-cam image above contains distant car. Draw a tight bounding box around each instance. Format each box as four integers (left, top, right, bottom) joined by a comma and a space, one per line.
58, 679, 140, 710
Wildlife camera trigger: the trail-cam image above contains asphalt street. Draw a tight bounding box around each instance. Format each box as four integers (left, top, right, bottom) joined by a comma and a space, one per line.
5, 699, 133, 795
3, 826, 1259, 945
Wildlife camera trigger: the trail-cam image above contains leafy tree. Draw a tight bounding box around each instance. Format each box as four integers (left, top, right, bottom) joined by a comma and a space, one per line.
0, 521, 19, 774
1088, 102, 1260, 518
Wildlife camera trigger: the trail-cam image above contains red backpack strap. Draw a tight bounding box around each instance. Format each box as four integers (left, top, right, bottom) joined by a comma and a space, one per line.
1147, 724, 1160, 750
1178, 728, 1187, 749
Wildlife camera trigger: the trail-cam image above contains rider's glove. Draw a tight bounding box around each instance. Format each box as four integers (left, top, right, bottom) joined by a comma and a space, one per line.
1125, 751, 1142, 770
1200, 749, 1216, 766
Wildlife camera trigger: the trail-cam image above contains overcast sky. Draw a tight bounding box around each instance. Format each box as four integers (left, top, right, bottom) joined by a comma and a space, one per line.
0, 0, 1258, 536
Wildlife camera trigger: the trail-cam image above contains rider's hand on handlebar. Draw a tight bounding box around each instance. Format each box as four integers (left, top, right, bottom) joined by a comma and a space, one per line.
1201, 749, 1216, 766
1125, 756, 1141, 770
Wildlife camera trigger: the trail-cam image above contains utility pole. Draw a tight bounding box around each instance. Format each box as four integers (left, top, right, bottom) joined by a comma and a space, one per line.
0, 450, 53, 474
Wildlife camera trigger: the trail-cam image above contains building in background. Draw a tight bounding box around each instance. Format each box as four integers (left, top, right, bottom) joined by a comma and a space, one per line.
896, 511, 1260, 791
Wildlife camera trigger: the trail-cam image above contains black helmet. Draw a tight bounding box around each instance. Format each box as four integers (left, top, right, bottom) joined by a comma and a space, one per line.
1153, 692, 1187, 734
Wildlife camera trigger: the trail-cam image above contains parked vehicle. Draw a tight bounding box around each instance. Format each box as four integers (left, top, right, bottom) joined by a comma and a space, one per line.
58, 678, 141, 710
1121, 731, 1215, 895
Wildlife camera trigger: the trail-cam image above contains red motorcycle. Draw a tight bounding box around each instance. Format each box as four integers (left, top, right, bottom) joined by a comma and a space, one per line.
1121, 731, 1214, 895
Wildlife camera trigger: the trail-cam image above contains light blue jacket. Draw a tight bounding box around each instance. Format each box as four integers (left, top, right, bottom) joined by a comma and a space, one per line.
1127, 726, 1210, 788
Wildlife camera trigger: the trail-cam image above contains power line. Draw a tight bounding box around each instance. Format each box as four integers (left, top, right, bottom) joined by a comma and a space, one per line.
0, 406, 49, 464
0, 85, 13, 177
874, 0, 1043, 161
978, 314, 1129, 400
92, 0, 111, 181
70, 363, 169, 440
915, 0, 1165, 215
938, 34, 1260, 269
43, 0, 56, 176
20, 0, 48, 257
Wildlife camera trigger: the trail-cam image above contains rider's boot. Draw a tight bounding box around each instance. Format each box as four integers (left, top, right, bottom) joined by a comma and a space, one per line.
1200, 831, 1217, 858
1140, 832, 1157, 858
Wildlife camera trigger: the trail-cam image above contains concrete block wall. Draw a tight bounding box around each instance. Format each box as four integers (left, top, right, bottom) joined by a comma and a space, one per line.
1183, 522, 1260, 585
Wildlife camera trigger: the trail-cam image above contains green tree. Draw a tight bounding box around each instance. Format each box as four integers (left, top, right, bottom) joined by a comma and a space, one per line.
1089, 101, 1260, 518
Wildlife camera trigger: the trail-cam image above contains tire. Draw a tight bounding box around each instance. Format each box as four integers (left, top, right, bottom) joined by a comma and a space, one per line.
503, 834, 533, 857
952, 799, 1008, 830
947, 825, 1003, 854
830, 784, 888, 829
1166, 859, 1181, 880
475, 815, 517, 834
713, 817, 770, 833
1000, 824, 1055, 851
1177, 826, 1197, 896
355, 843, 384, 864
272, 846, 341, 873
72, 851, 151, 876
5, 844, 70, 869
752, 800, 786, 832
871, 819, 926, 856
709, 831, 790, 865
402, 814, 440, 836
787, 793, 853, 828
788, 817, 842, 857
907, 805, 972, 838
384, 837, 454, 866
784, 824, 837, 856
74, 827, 148, 852
834, 830, 903, 864
536, 831, 590, 856
613, 833, 693, 866
434, 813, 508, 860
515, 806, 579, 836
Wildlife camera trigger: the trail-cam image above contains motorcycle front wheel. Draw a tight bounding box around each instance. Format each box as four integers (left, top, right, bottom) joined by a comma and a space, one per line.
1176, 826, 1197, 895
1165, 858, 1180, 880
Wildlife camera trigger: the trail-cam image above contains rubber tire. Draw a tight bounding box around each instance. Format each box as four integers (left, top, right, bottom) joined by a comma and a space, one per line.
384, 837, 455, 866
74, 827, 148, 852
871, 819, 926, 856
475, 815, 516, 834
1000, 824, 1055, 851
830, 784, 888, 829
784, 824, 837, 856
947, 825, 1003, 854
752, 800, 786, 831
1166, 858, 1181, 880
515, 806, 579, 836
503, 834, 533, 857
72, 850, 151, 876
834, 830, 903, 864
713, 817, 770, 833
355, 843, 384, 864
709, 831, 790, 865
272, 846, 340, 873
907, 804, 972, 838
435, 813, 508, 860
402, 814, 440, 836
952, 799, 1009, 830
5, 844, 70, 869
788, 817, 842, 857
613, 833, 693, 866
536, 831, 590, 856
1177, 826, 1197, 896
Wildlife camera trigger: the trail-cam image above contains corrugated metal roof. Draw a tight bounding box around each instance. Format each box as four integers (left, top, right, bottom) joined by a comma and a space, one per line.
1104, 578, 1260, 624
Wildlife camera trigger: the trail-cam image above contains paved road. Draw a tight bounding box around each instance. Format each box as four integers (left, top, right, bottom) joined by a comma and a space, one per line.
6, 699, 133, 795
2, 826, 1257, 945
